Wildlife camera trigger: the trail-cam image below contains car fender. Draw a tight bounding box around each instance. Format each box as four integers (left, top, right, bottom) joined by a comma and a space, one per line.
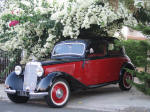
119, 62, 136, 81
5, 72, 24, 90
37, 72, 87, 92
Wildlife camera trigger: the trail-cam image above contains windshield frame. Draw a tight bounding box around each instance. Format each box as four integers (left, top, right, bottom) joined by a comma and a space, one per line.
52, 43, 86, 56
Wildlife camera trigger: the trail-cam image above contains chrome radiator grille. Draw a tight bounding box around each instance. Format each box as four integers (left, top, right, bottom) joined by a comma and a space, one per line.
23, 62, 40, 92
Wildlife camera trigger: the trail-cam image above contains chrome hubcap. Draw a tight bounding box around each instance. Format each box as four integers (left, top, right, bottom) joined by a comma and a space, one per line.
56, 89, 63, 99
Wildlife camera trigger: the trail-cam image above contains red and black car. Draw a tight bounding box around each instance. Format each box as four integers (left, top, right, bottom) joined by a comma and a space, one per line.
5, 37, 135, 107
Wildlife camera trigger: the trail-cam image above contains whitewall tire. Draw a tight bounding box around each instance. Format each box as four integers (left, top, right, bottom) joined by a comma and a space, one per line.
46, 79, 70, 108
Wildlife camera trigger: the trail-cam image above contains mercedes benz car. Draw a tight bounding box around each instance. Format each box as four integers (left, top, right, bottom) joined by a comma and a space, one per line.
5, 37, 135, 107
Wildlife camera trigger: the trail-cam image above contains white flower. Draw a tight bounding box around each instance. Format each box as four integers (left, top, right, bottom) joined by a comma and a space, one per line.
47, 34, 56, 41
28, 14, 33, 17
0, 0, 139, 62
34, 7, 48, 14
51, 9, 67, 20
21, 1, 31, 7
134, 0, 144, 8
34, 27, 43, 37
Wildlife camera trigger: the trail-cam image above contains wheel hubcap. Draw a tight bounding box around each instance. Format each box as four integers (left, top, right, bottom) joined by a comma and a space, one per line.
56, 89, 63, 99
123, 72, 133, 88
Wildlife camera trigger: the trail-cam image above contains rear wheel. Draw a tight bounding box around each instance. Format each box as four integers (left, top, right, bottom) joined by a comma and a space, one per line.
119, 71, 133, 91
7, 94, 29, 103
46, 79, 70, 108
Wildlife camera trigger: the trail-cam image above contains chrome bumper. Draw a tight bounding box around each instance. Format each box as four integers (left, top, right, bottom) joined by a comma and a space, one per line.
5, 89, 16, 94
5, 89, 48, 96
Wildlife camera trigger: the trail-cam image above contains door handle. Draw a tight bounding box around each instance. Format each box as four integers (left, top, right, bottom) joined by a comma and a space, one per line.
82, 60, 85, 68
82, 60, 89, 68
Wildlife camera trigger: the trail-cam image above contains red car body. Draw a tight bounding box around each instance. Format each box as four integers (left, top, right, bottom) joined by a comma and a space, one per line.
5, 37, 135, 107
43, 57, 129, 86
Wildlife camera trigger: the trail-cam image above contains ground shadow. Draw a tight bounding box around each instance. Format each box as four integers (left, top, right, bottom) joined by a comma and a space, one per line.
25, 85, 124, 107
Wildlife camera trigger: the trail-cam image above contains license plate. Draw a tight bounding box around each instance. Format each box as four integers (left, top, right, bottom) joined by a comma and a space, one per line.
17, 91, 29, 96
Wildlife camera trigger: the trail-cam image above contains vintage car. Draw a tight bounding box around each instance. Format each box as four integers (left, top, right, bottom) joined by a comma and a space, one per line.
5, 37, 135, 107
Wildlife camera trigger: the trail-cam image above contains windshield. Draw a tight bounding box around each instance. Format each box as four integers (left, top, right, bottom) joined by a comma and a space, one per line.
52, 43, 85, 56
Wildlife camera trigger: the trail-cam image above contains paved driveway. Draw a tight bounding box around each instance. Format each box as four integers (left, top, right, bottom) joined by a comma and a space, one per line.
0, 84, 150, 112
68, 85, 150, 111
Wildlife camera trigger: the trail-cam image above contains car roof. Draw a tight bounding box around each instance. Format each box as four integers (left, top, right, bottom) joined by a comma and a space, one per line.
56, 37, 118, 45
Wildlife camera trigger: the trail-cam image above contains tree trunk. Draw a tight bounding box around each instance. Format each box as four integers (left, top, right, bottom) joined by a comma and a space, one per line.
109, 0, 118, 11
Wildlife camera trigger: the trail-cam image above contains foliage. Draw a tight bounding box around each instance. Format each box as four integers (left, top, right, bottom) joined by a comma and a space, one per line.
133, 2, 150, 37
134, 71, 150, 95
126, 69, 150, 95
123, 40, 150, 67
121, 0, 150, 95
134, 7, 150, 24
134, 24, 150, 36
121, 0, 135, 11
122, 40, 150, 95
0, 0, 150, 94
118, 0, 150, 38
0, 0, 138, 63
0, 50, 21, 77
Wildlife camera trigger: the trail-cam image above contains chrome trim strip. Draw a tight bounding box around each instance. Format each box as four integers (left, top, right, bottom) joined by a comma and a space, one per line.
29, 92, 48, 96
5, 89, 48, 96
5, 89, 16, 94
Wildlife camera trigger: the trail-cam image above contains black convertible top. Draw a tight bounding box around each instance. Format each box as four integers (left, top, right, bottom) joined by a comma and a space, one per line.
56, 36, 118, 46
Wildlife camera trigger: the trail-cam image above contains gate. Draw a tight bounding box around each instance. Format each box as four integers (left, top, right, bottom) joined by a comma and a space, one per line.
0, 50, 21, 83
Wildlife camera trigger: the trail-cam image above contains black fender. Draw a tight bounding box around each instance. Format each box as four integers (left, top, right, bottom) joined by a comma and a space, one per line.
5, 72, 24, 90
37, 72, 87, 92
119, 62, 136, 81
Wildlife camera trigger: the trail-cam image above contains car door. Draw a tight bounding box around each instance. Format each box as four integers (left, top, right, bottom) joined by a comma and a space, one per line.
83, 40, 108, 86
83, 39, 125, 86
104, 41, 125, 82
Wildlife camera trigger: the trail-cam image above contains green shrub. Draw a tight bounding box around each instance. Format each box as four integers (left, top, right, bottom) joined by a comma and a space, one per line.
124, 40, 150, 95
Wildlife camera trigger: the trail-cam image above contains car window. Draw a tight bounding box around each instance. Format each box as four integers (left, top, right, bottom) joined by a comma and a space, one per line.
88, 41, 106, 57
52, 43, 85, 56
108, 42, 123, 55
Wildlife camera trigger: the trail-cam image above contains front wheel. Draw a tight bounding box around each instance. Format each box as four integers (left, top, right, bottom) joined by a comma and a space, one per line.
7, 94, 29, 103
119, 71, 133, 91
45, 79, 70, 108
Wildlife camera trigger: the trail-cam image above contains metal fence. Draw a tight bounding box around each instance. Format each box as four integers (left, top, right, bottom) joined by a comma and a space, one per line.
0, 50, 21, 83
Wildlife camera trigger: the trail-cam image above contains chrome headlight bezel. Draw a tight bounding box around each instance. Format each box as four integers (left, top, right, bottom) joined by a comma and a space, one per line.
15, 66, 22, 75
36, 65, 44, 77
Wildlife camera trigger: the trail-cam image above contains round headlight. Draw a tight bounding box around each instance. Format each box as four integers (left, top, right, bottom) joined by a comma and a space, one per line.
36, 66, 44, 77
15, 66, 22, 75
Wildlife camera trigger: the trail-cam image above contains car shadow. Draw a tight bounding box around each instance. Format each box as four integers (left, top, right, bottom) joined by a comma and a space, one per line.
6, 85, 150, 110
26, 85, 123, 106
70, 85, 123, 100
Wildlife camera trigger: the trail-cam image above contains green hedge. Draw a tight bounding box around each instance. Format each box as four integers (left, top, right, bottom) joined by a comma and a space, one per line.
124, 40, 150, 68
123, 40, 150, 95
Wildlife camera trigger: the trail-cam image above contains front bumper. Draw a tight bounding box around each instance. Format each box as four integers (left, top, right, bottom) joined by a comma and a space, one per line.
5, 89, 48, 97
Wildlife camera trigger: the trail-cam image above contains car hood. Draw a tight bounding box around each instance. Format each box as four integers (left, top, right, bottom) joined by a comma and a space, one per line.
41, 59, 82, 66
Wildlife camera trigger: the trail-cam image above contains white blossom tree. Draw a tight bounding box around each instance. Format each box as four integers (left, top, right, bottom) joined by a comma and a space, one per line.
0, 0, 140, 63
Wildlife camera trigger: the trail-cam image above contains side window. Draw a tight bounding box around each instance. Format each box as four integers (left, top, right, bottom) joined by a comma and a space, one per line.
108, 42, 123, 55
88, 41, 106, 57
